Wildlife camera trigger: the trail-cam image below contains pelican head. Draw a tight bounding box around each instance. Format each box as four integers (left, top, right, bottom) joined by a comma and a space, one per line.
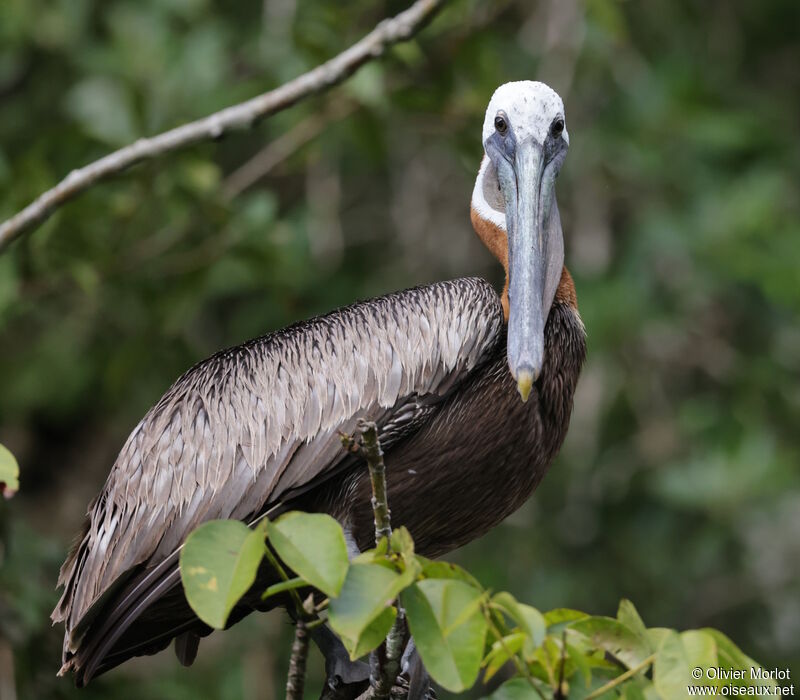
471, 81, 568, 401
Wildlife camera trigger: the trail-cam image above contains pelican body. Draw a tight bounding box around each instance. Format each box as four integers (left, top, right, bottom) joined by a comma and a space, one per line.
53, 81, 586, 686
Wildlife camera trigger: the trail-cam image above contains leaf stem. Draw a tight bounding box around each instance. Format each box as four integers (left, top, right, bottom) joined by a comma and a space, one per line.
261, 577, 307, 600
583, 654, 656, 700
263, 544, 306, 618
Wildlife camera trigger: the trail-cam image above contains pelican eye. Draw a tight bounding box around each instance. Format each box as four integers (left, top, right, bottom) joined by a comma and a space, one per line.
551, 118, 565, 138
494, 112, 508, 135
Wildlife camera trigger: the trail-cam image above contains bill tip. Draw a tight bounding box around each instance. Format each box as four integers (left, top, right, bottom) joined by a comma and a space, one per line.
517, 370, 534, 402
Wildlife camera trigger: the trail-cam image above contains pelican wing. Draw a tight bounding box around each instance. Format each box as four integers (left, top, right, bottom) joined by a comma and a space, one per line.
53, 277, 503, 664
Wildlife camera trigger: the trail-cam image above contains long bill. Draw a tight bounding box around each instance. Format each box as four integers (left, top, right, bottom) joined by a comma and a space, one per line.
505, 141, 562, 402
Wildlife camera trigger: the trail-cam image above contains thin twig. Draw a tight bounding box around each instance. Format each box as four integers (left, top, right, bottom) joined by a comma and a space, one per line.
371, 610, 407, 700
583, 654, 656, 700
286, 617, 310, 700
358, 420, 393, 543
265, 545, 316, 700
0, 0, 447, 252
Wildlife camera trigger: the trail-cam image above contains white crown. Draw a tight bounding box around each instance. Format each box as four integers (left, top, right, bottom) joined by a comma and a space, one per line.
482, 81, 568, 146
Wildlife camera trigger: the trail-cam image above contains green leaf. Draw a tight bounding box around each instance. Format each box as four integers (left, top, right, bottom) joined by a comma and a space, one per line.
351, 538, 389, 565
545, 608, 589, 634
401, 552, 423, 579
530, 636, 562, 687
492, 592, 546, 653
518, 606, 547, 652
621, 680, 649, 700
570, 616, 652, 668
268, 512, 349, 597
617, 599, 650, 647
0, 443, 20, 498
704, 630, 777, 690
403, 579, 487, 692
444, 592, 487, 638
328, 562, 407, 657
417, 557, 483, 589
681, 630, 717, 674
565, 641, 593, 688
390, 526, 415, 557
344, 606, 397, 659
647, 627, 672, 650
487, 677, 547, 700
653, 630, 689, 700
482, 632, 526, 681
179, 520, 266, 629
375, 536, 390, 557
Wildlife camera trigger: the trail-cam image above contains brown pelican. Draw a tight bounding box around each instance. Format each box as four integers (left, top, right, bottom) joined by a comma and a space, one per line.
52, 81, 585, 688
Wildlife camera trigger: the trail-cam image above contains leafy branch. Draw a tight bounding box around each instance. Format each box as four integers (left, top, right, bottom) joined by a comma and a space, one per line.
179, 510, 777, 699
0, 0, 447, 253
178, 425, 776, 700
341, 420, 406, 699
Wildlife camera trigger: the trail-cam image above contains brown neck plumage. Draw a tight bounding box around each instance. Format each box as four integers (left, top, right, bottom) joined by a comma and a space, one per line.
469, 207, 578, 320
470, 206, 510, 319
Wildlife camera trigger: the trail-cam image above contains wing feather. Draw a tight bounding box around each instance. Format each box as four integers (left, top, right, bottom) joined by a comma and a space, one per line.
53, 277, 502, 663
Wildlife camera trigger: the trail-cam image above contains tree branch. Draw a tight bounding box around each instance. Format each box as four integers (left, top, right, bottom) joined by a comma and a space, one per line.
344, 420, 408, 700
286, 617, 310, 700
263, 536, 317, 700
370, 610, 407, 700
0, 0, 447, 253
358, 420, 393, 543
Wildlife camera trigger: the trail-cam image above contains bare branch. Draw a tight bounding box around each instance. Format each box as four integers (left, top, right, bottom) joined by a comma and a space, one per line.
369, 610, 407, 700
286, 617, 310, 700
356, 420, 393, 543
0, 0, 447, 253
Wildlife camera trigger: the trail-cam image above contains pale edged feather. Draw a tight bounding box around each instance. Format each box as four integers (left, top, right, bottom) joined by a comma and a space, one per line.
53, 277, 503, 663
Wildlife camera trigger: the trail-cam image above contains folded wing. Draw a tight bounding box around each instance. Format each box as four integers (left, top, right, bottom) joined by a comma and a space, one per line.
52, 277, 503, 678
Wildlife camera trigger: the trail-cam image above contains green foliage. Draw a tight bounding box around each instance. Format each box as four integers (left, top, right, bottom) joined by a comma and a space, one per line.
179, 515, 776, 698
404, 579, 488, 692
490, 592, 546, 653
329, 564, 400, 658
267, 511, 348, 597
179, 519, 266, 629
0, 442, 19, 497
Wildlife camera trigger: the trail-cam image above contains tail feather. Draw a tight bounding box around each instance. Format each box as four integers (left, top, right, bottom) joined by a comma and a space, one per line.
59, 505, 291, 685
175, 632, 201, 667
60, 550, 186, 685
79, 568, 184, 684
63, 540, 288, 685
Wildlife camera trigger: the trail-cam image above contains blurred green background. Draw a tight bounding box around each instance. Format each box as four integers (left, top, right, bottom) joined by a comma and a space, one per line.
1, 0, 799, 697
